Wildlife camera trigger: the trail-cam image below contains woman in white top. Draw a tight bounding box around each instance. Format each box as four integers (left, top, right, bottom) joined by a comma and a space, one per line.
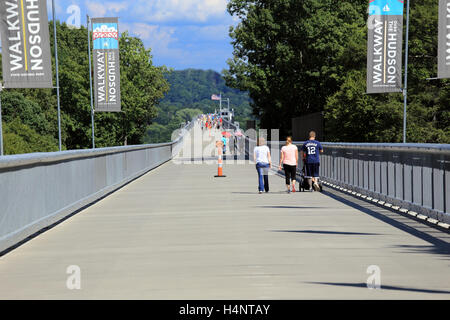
253, 137, 272, 194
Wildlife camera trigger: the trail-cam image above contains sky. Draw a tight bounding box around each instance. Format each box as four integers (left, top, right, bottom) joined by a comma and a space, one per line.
48, 0, 237, 72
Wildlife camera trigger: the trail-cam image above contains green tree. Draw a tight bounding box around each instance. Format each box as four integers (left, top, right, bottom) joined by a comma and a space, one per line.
144, 108, 203, 143
225, 0, 450, 143
225, 0, 368, 134
3, 119, 59, 155
48, 23, 170, 148
0, 22, 171, 155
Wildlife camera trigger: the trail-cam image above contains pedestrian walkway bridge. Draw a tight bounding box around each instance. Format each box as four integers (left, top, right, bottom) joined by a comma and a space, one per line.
0, 123, 449, 299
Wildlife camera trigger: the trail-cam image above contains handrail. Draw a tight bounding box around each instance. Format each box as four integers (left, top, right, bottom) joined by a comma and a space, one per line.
0, 121, 193, 170
0, 119, 195, 254
223, 119, 450, 223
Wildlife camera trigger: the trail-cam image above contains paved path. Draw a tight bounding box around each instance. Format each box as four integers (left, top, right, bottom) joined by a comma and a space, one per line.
0, 128, 449, 299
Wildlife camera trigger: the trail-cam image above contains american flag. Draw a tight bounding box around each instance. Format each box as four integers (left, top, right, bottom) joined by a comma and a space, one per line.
211, 94, 221, 101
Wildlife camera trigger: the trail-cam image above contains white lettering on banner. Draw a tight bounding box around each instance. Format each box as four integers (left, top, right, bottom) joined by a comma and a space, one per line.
6, 0, 23, 71
97, 51, 106, 102
446, 2, 450, 64
26, 0, 43, 71
386, 20, 398, 84
372, 19, 383, 84
5, 0, 45, 72
108, 53, 116, 102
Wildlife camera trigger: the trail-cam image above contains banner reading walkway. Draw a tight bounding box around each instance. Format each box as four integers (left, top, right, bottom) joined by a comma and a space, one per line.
0, 0, 53, 88
367, 0, 404, 93
438, 0, 450, 78
92, 17, 121, 112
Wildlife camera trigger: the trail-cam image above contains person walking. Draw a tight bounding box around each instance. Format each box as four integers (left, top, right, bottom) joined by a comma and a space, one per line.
301, 131, 323, 191
254, 137, 272, 194
279, 136, 298, 193
221, 134, 227, 155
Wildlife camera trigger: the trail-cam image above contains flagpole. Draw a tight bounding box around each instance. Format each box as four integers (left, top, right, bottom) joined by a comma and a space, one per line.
52, 0, 62, 151
87, 15, 95, 149
403, 0, 411, 144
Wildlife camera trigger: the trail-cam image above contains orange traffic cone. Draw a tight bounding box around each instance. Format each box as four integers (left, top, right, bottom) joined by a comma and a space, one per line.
214, 141, 226, 178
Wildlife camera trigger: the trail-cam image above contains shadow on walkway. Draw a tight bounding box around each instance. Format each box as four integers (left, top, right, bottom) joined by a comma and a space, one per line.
232, 191, 288, 195
322, 189, 450, 257
389, 244, 450, 260
257, 205, 328, 209
306, 282, 450, 295
272, 230, 382, 236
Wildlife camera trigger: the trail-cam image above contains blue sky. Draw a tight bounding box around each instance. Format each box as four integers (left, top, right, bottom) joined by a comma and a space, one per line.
48, 0, 237, 71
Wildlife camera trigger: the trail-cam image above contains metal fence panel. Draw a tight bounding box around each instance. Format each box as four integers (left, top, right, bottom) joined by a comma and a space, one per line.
0, 122, 193, 253
223, 120, 450, 223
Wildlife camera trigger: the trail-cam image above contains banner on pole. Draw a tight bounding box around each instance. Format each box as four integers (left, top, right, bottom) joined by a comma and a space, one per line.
92, 17, 121, 112
0, 0, 53, 88
367, 0, 404, 93
438, 0, 450, 78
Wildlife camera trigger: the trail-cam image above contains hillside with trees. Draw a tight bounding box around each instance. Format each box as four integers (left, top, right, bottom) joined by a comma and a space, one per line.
224, 0, 450, 143
144, 69, 253, 143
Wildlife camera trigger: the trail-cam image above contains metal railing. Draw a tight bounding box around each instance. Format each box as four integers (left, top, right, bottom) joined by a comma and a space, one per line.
316, 143, 450, 223
0, 121, 194, 253
224, 120, 450, 223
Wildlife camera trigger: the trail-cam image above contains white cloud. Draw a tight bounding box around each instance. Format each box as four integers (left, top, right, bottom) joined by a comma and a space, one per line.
132, 0, 228, 23
47, 0, 65, 16
83, 0, 226, 23
85, 1, 128, 17
121, 23, 178, 55
185, 24, 230, 41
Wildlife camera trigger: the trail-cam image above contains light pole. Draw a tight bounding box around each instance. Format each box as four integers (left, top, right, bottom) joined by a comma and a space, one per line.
52, 0, 62, 151
403, 0, 411, 144
87, 15, 95, 148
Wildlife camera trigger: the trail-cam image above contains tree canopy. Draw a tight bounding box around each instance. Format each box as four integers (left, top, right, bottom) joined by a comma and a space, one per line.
0, 21, 170, 155
224, 0, 450, 143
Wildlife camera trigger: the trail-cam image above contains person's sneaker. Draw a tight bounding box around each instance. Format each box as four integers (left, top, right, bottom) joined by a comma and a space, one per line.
313, 182, 320, 192
286, 189, 291, 194
259, 191, 263, 194
309, 188, 314, 192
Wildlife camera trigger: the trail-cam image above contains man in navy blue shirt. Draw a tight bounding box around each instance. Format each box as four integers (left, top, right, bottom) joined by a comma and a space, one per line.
301, 131, 323, 191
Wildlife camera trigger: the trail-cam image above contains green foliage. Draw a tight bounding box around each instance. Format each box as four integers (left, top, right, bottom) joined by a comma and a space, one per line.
0, 22, 170, 155
144, 108, 203, 144
3, 119, 59, 155
225, 0, 450, 143
146, 69, 254, 143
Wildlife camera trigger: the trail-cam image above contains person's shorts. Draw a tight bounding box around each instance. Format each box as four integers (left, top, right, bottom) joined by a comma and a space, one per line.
305, 163, 320, 178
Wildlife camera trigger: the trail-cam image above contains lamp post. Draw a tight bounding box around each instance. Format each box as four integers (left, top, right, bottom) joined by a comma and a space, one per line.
403, 0, 411, 144
87, 15, 95, 148
52, 0, 62, 151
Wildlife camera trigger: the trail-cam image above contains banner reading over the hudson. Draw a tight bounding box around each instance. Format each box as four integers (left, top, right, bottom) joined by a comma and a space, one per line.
367, 0, 404, 93
438, 0, 450, 78
0, 0, 53, 88
92, 17, 121, 112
